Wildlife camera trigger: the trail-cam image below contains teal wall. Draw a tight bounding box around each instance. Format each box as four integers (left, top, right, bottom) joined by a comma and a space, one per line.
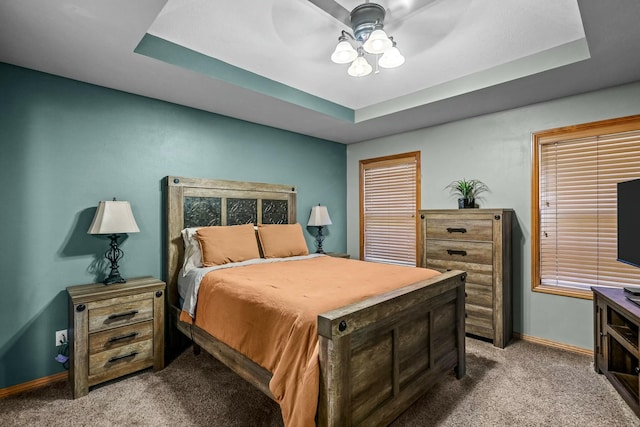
346, 81, 640, 351
0, 63, 346, 389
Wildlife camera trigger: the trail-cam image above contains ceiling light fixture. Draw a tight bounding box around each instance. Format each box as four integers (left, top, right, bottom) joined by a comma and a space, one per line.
330, 2, 404, 77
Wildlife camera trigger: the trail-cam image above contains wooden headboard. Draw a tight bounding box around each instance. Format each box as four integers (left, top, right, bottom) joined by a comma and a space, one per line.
164, 176, 297, 307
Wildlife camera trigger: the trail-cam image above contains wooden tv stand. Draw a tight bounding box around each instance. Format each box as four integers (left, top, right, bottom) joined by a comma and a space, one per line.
593, 286, 640, 417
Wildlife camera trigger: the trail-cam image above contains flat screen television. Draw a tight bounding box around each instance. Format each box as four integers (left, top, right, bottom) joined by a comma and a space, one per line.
618, 178, 640, 268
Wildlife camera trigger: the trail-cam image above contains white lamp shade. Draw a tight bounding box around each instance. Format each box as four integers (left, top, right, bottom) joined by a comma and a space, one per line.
348, 56, 372, 77
331, 40, 358, 64
363, 29, 392, 54
88, 200, 140, 234
308, 205, 332, 226
379, 46, 405, 68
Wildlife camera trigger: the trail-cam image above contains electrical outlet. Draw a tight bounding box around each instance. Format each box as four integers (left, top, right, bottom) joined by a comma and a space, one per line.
55, 329, 67, 346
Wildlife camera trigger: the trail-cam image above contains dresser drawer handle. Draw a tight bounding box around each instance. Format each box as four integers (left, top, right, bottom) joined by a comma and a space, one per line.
107, 332, 139, 343
108, 310, 138, 320
447, 249, 467, 256
108, 351, 138, 363
446, 227, 467, 234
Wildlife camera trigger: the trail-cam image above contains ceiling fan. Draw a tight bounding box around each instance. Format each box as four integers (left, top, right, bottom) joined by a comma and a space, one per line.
307, 0, 441, 29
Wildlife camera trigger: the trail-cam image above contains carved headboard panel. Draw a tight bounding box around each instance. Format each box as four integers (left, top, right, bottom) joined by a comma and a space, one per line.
164, 176, 297, 307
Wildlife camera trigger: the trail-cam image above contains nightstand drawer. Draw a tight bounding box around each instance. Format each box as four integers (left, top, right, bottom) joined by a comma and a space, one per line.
89, 297, 153, 332
426, 218, 493, 241
89, 321, 153, 353
89, 339, 153, 379
465, 304, 493, 338
425, 239, 493, 266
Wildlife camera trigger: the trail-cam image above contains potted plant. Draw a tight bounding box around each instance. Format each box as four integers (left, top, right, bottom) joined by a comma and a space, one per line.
445, 178, 489, 209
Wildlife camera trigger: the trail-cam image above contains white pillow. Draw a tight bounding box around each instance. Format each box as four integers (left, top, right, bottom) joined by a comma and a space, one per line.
181, 227, 202, 276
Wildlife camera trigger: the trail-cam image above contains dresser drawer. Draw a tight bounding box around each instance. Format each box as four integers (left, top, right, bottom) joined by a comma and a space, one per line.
89, 298, 153, 332
426, 218, 493, 241
89, 321, 153, 354
466, 304, 493, 338
466, 283, 492, 308
425, 239, 493, 266
89, 339, 154, 379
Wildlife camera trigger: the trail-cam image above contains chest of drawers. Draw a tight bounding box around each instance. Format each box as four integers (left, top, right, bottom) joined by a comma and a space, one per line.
67, 276, 165, 398
420, 209, 513, 348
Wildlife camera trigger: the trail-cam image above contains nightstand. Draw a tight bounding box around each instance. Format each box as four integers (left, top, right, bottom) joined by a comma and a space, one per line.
326, 252, 351, 259
67, 276, 165, 398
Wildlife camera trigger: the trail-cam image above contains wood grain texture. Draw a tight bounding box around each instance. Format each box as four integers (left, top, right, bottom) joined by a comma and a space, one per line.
88, 297, 153, 332
165, 176, 466, 426
420, 209, 513, 348
165, 176, 297, 310
89, 321, 153, 354
67, 277, 165, 398
425, 218, 493, 241
89, 340, 153, 378
592, 286, 640, 416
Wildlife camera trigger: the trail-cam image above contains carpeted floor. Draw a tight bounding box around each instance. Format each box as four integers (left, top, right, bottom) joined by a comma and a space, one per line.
1, 338, 638, 426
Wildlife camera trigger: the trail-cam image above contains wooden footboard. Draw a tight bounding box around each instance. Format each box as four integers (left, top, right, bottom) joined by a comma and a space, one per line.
317, 270, 466, 426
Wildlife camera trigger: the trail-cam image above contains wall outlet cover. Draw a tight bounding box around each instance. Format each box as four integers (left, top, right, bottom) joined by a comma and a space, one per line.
55, 329, 67, 346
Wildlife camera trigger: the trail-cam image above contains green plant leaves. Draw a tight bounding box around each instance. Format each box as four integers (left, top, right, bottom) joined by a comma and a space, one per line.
444, 179, 489, 200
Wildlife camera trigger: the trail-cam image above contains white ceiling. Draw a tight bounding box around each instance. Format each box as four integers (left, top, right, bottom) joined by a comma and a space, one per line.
0, 0, 639, 144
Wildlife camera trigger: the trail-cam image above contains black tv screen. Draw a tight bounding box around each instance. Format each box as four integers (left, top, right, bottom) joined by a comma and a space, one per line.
618, 178, 640, 268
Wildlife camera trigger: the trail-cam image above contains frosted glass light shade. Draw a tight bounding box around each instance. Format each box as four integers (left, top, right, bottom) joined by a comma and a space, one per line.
379, 46, 405, 68
363, 29, 392, 54
88, 200, 140, 234
331, 41, 358, 64
308, 205, 332, 226
348, 56, 372, 77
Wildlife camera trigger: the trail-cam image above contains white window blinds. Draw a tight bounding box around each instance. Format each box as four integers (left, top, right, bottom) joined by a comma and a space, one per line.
361, 153, 419, 266
538, 129, 640, 292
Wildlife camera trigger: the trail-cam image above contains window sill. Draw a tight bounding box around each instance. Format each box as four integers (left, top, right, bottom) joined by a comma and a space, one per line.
532, 284, 593, 300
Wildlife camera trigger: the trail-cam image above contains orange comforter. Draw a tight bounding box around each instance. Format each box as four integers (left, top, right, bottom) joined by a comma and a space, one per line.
185, 256, 440, 426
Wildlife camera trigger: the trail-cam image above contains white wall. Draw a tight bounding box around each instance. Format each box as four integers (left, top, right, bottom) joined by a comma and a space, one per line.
346, 81, 640, 349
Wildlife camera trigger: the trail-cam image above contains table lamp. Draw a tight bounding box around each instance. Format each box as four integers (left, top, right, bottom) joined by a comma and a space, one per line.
307, 204, 332, 254
88, 198, 140, 285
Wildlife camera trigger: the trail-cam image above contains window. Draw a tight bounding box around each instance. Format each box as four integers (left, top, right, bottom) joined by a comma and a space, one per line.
360, 152, 420, 266
532, 115, 640, 299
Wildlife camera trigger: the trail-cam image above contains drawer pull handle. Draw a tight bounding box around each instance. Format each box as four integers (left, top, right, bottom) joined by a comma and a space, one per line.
107, 332, 139, 343
447, 227, 467, 234
447, 249, 467, 256
108, 351, 138, 363
108, 310, 138, 320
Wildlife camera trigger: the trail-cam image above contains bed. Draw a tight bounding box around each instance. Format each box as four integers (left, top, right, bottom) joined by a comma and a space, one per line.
164, 176, 467, 426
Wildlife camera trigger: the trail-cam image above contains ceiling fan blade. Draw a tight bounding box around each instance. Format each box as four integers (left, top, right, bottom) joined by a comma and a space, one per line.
307, 0, 351, 27
385, 0, 446, 27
